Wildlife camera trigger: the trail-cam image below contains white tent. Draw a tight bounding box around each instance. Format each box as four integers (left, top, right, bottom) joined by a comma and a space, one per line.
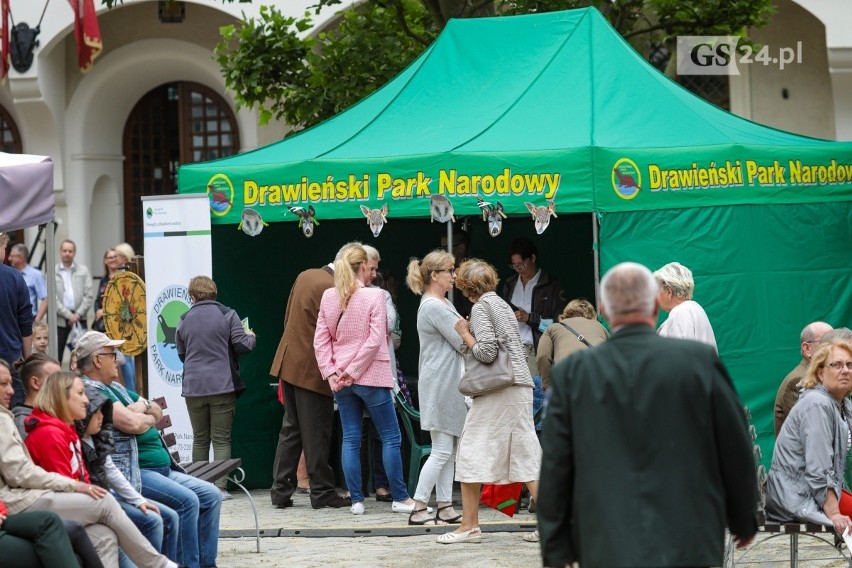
0, 152, 60, 359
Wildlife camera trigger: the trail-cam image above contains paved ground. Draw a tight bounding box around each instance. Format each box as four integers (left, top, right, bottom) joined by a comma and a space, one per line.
216, 489, 852, 567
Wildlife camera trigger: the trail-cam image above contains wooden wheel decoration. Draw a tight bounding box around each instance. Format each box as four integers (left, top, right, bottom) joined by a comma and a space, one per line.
102, 271, 147, 356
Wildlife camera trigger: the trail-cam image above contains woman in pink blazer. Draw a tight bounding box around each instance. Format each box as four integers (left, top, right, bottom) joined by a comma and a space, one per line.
314, 245, 417, 516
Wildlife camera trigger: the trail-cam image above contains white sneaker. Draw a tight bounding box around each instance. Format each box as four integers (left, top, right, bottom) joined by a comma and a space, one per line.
351, 502, 365, 515
392, 501, 432, 513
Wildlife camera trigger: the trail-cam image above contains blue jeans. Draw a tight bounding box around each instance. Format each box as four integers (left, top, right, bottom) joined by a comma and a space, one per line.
334, 385, 408, 504
532, 375, 545, 431
118, 497, 179, 561
140, 467, 221, 568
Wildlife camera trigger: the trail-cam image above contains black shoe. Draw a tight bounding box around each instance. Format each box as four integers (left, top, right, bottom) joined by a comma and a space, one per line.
273, 498, 294, 509
312, 493, 352, 509
375, 491, 393, 502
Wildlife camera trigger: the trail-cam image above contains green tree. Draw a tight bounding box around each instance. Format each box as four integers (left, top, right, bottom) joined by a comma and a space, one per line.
189, 0, 774, 132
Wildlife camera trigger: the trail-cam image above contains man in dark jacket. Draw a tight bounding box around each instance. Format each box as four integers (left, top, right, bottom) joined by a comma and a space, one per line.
538, 262, 757, 568
268, 243, 358, 510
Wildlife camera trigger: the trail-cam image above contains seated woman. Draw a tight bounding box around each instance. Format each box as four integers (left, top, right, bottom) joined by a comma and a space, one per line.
767, 338, 852, 533
442, 259, 541, 544
536, 298, 609, 390
15, 369, 177, 568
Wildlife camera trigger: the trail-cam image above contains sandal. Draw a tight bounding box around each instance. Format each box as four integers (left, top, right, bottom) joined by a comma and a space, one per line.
408, 508, 447, 526
436, 505, 462, 524
436, 527, 482, 544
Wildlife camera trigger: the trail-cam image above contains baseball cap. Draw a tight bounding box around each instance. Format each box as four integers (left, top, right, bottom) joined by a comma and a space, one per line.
75, 331, 125, 360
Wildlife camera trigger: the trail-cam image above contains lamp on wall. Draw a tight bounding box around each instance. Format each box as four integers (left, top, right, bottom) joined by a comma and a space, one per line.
159, 1, 186, 24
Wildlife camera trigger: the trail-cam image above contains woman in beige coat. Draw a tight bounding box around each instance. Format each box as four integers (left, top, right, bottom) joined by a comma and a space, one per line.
536, 299, 608, 389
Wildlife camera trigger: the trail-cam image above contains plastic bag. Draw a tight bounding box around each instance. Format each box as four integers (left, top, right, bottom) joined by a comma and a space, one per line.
67, 322, 85, 348
480, 482, 523, 517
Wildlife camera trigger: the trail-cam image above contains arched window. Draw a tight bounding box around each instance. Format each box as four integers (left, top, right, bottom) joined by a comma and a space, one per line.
123, 82, 240, 251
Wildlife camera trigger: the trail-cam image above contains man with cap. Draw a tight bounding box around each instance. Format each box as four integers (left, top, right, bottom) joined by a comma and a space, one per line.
76, 331, 222, 568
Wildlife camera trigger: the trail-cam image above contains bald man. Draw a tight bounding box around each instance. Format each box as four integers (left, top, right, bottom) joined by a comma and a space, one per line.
773, 321, 833, 436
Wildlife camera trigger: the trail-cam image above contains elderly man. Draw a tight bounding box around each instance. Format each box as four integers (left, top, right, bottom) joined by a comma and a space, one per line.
774, 321, 833, 436
8, 244, 48, 321
654, 261, 717, 351
0, 233, 32, 408
76, 331, 221, 568
55, 239, 94, 359
269, 243, 358, 510
538, 262, 757, 568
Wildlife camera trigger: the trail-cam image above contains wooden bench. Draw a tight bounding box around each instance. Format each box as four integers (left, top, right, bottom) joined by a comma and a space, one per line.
725, 412, 851, 567
153, 397, 260, 553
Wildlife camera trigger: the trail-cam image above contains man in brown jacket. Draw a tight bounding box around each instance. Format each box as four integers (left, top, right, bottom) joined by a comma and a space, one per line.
773, 321, 832, 436
269, 243, 358, 509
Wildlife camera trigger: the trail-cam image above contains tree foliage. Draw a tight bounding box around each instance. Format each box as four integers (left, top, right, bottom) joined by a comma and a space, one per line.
104, 0, 774, 133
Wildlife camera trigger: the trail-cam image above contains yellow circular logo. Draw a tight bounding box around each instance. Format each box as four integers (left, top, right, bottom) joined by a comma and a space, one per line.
206, 174, 234, 217
612, 158, 641, 200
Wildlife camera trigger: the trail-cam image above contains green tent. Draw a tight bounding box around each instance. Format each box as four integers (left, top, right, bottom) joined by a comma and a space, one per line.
179, 8, 852, 487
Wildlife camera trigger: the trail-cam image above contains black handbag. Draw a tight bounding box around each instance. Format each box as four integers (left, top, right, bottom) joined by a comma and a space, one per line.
458, 300, 515, 397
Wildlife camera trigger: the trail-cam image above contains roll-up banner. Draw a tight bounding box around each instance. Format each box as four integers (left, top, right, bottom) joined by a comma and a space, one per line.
143, 194, 212, 464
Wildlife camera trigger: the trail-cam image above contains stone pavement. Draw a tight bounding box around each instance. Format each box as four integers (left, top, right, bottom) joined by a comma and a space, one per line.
216, 489, 852, 567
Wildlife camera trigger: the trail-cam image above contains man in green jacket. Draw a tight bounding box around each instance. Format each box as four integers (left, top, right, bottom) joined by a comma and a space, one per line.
539, 262, 757, 568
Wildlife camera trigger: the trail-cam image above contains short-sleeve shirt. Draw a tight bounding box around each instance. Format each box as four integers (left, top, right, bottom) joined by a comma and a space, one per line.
21, 265, 48, 317
102, 384, 171, 469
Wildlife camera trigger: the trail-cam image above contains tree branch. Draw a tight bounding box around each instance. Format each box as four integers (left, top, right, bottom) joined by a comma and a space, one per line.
391, 0, 432, 45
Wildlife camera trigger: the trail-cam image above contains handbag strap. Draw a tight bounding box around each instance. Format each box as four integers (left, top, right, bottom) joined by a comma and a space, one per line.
559, 321, 593, 348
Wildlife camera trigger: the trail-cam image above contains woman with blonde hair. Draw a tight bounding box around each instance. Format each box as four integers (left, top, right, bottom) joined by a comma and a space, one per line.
314, 245, 416, 516
19, 371, 178, 568
404, 250, 466, 525
536, 299, 609, 389
767, 339, 852, 531
443, 258, 541, 544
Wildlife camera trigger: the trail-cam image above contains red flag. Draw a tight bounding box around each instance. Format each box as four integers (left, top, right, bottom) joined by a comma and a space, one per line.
1, 0, 9, 82
68, 0, 102, 73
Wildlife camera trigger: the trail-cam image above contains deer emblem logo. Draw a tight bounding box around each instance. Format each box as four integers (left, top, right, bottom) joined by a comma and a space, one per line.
360, 204, 389, 237
287, 205, 319, 238
476, 198, 507, 237
524, 201, 557, 234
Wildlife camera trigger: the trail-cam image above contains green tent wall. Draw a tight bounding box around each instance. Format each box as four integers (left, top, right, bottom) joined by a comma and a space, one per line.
180, 8, 852, 487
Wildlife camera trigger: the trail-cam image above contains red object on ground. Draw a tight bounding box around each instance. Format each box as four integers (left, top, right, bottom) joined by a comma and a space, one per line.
481, 482, 523, 517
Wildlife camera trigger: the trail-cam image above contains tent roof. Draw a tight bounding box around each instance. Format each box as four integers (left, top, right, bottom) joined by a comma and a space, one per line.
179, 8, 852, 224
0, 153, 55, 233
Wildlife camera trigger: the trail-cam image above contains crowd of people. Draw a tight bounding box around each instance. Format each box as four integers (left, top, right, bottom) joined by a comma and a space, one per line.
2, 227, 848, 567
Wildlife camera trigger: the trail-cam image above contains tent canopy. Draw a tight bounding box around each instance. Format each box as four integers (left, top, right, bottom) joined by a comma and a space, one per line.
179, 7, 852, 224
177, 8, 852, 487
0, 153, 54, 233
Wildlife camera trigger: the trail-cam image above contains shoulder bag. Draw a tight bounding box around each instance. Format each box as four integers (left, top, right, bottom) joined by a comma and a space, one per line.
458, 299, 515, 397
559, 321, 593, 348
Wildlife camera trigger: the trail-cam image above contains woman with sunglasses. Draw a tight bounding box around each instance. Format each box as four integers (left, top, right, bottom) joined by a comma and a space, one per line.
404, 250, 467, 525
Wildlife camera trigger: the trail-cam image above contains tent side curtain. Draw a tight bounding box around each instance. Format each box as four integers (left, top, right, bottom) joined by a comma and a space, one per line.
598, 201, 852, 470
0, 155, 55, 233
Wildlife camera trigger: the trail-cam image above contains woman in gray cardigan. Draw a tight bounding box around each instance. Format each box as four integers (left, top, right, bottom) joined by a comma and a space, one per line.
405, 250, 467, 525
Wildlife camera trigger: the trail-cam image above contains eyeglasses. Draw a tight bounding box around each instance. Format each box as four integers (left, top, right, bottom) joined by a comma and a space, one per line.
508, 260, 528, 270
826, 361, 852, 371
435, 268, 456, 276
95, 352, 117, 360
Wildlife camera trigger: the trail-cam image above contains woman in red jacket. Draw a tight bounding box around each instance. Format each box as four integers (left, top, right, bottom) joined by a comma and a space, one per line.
24, 372, 90, 481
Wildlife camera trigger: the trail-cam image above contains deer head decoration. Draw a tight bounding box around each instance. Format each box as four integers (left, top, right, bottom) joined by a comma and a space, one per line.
476, 198, 507, 237
287, 205, 319, 238
429, 195, 455, 224
360, 204, 389, 237
524, 201, 557, 234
